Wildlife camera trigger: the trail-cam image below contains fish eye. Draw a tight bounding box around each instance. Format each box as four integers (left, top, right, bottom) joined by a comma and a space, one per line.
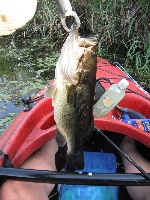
91, 52, 97, 58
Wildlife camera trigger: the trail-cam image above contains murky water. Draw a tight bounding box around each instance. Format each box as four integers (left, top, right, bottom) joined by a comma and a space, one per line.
0, 38, 59, 134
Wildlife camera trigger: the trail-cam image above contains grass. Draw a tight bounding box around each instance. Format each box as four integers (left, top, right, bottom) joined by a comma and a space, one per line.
0, 0, 149, 88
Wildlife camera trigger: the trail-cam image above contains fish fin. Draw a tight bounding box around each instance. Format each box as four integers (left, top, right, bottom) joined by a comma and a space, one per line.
56, 129, 66, 147
44, 84, 56, 98
66, 152, 84, 172
44, 84, 57, 106
66, 85, 77, 107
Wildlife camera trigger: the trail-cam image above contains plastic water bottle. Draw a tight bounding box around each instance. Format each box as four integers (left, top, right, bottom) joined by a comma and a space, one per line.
93, 79, 129, 118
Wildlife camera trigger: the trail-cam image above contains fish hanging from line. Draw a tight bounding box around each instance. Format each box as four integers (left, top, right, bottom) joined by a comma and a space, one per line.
45, 25, 97, 172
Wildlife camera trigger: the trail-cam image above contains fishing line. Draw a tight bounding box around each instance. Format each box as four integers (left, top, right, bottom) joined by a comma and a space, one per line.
94, 126, 150, 180
88, 137, 125, 171
10, 50, 50, 87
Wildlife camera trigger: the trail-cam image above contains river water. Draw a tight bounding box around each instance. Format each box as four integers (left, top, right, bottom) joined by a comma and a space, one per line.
0, 38, 59, 134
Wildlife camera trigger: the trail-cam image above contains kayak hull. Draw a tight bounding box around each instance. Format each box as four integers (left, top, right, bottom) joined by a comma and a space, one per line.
0, 57, 149, 167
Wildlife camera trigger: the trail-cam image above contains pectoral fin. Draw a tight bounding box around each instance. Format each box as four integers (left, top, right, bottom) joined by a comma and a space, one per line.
67, 85, 77, 108
44, 84, 56, 98
44, 84, 57, 106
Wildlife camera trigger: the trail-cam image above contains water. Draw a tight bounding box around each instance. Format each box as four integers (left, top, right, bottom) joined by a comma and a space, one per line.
0, 37, 149, 135
0, 38, 59, 134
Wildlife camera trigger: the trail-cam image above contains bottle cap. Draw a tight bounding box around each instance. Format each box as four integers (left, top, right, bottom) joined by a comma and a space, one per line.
118, 79, 129, 90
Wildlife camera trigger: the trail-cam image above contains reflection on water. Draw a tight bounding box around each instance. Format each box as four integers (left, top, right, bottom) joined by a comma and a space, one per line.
0, 38, 59, 134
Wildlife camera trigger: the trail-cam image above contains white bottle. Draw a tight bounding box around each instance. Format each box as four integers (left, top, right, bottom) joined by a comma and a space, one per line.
93, 79, 129, 118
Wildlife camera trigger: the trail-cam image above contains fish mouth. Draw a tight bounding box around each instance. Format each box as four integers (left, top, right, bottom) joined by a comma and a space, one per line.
71, 25, 97, 47
58, 25, 97, 85
79, 37, 97, 48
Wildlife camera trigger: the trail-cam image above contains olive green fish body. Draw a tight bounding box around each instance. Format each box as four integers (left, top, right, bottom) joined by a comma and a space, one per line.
52, 26, 97, 171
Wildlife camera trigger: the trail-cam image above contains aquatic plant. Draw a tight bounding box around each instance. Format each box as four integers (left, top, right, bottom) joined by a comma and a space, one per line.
0, 41, 59, 134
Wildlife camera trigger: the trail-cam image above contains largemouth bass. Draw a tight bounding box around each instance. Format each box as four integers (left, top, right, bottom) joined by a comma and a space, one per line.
46, 26, 97, 171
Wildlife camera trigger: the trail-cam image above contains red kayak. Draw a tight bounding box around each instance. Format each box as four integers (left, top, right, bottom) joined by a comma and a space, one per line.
0, 57, 149, 168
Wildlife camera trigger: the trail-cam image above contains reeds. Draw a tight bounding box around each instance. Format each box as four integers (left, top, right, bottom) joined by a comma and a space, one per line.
83, 0, 150, 78
2, 0, 149, 80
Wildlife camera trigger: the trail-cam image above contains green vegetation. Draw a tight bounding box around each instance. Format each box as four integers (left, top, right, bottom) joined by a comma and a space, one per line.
0, 0, 149, 133
5, 0, 149, 86
0, 41, 59, 133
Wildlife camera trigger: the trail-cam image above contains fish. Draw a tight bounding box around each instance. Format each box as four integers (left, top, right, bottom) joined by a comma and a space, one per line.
45, 25, 97, 171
